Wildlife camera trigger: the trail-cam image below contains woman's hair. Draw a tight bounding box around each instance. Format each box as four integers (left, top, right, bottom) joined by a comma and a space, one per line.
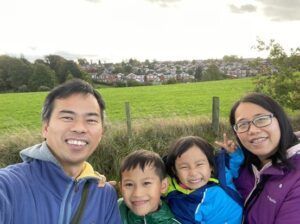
165, 136, 216, 181
230, 92, 298, 169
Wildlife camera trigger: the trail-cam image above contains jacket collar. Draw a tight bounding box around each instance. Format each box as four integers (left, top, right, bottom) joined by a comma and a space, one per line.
286, 143, 300, 159
167, 176, 218, 195
120, 199, 178, 224
252, 143, 300, 178
20, 141, 101, 181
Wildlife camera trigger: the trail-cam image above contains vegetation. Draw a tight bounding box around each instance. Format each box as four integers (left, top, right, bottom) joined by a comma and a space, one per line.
0, 117, 226, 178
201, 64, 226, 81
1, 115, 300, 181
1, 76, 299, 180
0, 78, 254, 134
253, 39, 300, 110
0, 55, 90, 92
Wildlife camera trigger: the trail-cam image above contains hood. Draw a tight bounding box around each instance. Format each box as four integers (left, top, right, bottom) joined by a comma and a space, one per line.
287, 143, 300, 159
20, 141, 60, 167
19, 141, 102, 181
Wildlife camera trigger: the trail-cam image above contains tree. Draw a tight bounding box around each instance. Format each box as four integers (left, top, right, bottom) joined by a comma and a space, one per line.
0, 55, 32, 91
194, 66, 203, 81
201, 64, 225, 81
77, 58, 89, 66
128, 58, 140, 67
121, 61, 133, 75
45, 55, 67, 83
64, 60, 83, 79
0, 69, 6, 91
176, 66, 182, 75
45, 55, 87, 84
253, 39, 300, 110
29, 62, 56, 91
223, 55, 242, 63
45, 55, 66, 72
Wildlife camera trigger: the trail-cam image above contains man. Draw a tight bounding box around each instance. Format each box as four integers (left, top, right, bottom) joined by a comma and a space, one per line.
0, 79, 121, 224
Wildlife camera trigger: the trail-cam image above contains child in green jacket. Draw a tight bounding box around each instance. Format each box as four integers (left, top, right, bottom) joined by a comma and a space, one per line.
118, 149, 181, 224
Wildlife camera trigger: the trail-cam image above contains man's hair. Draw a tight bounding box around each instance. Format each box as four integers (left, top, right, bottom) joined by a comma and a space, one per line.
120, 150, 167, 181
230, 92, 298, 169
165, 136, 216, 180
42, 79, 105, 123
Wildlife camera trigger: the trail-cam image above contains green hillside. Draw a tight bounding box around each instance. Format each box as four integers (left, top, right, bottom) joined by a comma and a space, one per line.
0, 78, 254, 134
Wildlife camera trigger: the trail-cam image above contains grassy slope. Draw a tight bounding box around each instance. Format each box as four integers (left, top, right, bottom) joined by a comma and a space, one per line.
0, 78, 254, 134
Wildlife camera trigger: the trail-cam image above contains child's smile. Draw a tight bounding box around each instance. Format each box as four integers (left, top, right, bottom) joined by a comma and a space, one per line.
175, 146, 213, 190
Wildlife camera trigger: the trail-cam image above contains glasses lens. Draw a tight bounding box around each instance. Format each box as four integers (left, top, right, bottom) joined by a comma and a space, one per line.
235, 122, 249, 133
253, 115, 272, 127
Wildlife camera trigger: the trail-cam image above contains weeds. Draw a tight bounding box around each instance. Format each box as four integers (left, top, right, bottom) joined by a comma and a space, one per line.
1, 115, 299, 181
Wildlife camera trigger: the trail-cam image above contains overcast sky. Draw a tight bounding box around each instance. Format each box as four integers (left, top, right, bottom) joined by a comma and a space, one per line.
0, 0, 299, 63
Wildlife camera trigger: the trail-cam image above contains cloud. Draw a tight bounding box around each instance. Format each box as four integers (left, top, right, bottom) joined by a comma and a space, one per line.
84, 0, 101, 3
146, 0, 181, 7
230, 0, 300, 21
52, 51, 99, 61
258, 0, 300, 21
4, 51, 100, 63
229, 4, 257, 14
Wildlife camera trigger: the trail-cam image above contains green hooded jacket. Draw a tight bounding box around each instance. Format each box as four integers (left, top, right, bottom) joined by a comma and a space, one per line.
118, 198, 181, 224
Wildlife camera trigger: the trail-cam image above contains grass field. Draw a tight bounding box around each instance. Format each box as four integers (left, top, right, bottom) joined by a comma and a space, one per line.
0, 78, 255, 134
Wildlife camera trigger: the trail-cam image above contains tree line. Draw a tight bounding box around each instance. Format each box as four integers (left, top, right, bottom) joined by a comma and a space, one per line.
0, 40, 299, 112
0, 55, 90, 92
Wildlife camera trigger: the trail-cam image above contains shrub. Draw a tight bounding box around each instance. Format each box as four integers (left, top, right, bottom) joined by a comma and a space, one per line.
1, 115, 299, 181
17, 84, 28, 92
38, 85, 51, 91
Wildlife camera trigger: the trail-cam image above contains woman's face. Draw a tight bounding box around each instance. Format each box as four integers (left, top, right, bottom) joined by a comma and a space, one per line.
234, 102, 281, 164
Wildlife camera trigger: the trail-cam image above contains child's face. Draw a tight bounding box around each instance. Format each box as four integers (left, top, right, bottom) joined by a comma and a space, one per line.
121, 164, 168, 216
175, 145, 212, 190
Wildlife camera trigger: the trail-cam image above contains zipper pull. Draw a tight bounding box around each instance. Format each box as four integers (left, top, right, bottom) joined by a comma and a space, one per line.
74, 180, 79, 192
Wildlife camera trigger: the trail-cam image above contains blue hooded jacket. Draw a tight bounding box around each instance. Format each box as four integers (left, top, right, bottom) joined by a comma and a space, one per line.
0, 142, 121, 224
164, 147, 244, 224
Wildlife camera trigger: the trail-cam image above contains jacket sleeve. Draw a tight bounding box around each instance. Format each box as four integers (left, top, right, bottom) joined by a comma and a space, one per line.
228, 146, 244, 179
223, 146, 245, 190
104, 184, 122, 224
0, 173, 12, 223
275, 178, 300, 223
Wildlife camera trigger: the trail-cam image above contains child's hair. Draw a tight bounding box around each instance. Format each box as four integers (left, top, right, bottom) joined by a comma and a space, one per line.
120, 149, 167, 181
165, 136, 216, 180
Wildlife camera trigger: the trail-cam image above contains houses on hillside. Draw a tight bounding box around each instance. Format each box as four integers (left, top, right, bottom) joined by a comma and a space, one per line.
81, 58, 269, 84
91, 72, 194, 85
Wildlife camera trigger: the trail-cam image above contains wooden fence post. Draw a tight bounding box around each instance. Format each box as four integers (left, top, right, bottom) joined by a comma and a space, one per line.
212, 96, 220, 135
125, 102, 132, 138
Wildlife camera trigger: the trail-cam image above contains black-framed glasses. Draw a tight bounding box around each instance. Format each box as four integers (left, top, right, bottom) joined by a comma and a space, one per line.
233, 114, 274, 133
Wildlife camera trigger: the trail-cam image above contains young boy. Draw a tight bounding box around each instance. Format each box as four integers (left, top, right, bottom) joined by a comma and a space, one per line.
118, 149, 181, 224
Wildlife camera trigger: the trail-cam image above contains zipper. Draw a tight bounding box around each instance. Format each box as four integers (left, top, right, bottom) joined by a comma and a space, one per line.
58, 181, 76, 224
244, 176, 259, 206
74, 180, 80, 192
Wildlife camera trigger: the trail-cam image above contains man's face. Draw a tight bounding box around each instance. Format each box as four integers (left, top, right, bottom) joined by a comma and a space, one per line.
121, 165, 168, 216
42, 93, 103, 175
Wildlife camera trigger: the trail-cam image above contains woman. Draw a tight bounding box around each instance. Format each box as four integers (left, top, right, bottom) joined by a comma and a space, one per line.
229, 92, 300, 223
